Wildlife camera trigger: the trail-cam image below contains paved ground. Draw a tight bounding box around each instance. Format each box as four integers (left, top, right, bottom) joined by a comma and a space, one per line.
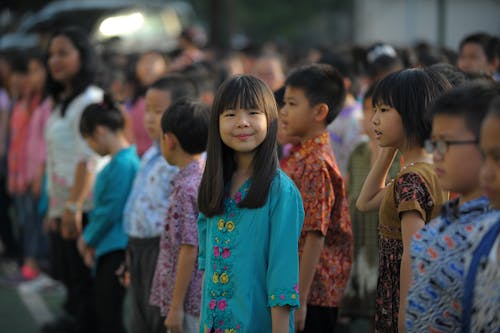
0, 258, 370, 333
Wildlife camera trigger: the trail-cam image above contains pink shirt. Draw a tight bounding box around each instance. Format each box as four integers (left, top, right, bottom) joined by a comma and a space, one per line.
26, 96, 52, 183
127, 97, 152, 157
8, 100, 30, 194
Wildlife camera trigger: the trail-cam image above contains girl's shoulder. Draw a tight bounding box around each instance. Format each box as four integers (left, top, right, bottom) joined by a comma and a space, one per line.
272, 169, 302, 197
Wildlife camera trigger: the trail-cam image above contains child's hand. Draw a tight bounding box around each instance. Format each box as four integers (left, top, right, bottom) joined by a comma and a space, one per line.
61, 209, 81, 239
294, 304, 307, 332
115, 262, 130, 288
44, 218, 58, 233
31, 177, 43, 198
165, 308, 184, 333
83, 248, 95, 268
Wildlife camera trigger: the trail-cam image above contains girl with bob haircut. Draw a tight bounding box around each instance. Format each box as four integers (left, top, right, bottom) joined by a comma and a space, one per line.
197, 75, 304, 333
356, 68, 451, 333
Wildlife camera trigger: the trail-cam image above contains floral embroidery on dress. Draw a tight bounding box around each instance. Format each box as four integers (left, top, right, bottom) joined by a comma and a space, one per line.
203, 184, 249, 332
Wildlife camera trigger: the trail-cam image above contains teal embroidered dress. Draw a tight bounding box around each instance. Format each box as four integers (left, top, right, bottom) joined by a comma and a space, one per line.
197, 169, 304, 333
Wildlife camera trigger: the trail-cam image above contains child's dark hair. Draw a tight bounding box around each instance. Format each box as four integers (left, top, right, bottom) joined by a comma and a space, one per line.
285, 63, 346, 124
459, 32, 497, 63
429, 82, 500, 139
487, 95, 500, 119
363, 81, 378, 100
161, 99, 209, 154
198, 75, 278, 217
149, 73, 197, 102
372, 68, 452, 148
428, 63, 467, 87
79, 93, 124, 137
273, 86, 285, 108
46, 27, 98, 108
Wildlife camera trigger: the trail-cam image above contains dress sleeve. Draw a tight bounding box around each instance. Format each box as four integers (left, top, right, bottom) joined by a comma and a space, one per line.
301, 163, 335, 236
197, 213, 207, 271
267, 174, 304, 308
394, 172, 434, 222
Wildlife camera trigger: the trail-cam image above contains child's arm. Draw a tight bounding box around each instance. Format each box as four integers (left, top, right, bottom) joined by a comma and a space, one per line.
399, 211, 425, 333
82, 164, 135, 247
165, 244, 198, 333
271, 306, 291, 333
296, 232, 324, 331
61, 161, 95, 239
356, 147, 398, 211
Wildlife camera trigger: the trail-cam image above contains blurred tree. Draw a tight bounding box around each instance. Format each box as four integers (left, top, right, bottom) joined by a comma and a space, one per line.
187, 0, 352, 48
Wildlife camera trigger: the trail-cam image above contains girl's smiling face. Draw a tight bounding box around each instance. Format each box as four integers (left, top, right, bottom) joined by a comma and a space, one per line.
219, 108, 267, 154
480, 115, 500, 209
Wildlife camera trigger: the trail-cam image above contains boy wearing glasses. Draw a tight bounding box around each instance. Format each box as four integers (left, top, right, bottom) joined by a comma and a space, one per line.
405, 83, 499, 333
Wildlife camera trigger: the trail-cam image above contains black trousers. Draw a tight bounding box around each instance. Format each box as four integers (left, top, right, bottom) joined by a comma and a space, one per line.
95, 250, 127, 333
128, 236, 164, 333
48, 214, 97, 332
0, 175, 18, 258
302, 305, 338, 333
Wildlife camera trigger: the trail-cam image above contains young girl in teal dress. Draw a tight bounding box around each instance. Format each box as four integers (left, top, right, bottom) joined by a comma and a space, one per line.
197, 75, 304, 333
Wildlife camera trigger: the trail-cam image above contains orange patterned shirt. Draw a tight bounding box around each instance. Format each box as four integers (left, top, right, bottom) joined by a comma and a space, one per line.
281, 131, 353, 307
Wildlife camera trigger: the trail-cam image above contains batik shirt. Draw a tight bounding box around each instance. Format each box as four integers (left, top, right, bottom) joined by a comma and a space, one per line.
150, 159, 204, 318
123, 143, 178, 238
406, 197, 491, 332
281, 131, 353, 307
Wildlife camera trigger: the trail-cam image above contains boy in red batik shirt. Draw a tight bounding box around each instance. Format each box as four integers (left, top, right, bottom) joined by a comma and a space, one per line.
280, 64, 353, 333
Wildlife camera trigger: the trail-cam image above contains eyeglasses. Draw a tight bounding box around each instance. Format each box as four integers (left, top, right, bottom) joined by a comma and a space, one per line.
424, 139, 478, 155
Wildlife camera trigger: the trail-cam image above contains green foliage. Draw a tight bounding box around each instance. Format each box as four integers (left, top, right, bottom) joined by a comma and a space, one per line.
186, 0, 351, 43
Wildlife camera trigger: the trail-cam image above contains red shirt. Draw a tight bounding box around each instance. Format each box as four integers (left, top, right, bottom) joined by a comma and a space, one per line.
281, 131, 353, 307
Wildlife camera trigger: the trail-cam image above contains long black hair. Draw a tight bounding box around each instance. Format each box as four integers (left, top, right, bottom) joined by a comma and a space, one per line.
46, 26, 98, 116
198, 75, 279, 217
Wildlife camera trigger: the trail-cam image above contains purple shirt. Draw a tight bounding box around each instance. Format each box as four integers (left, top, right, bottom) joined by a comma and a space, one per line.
149, 158, 204, 317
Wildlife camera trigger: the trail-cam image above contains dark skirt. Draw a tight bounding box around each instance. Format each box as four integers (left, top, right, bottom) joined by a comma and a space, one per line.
374, 237, 403, 333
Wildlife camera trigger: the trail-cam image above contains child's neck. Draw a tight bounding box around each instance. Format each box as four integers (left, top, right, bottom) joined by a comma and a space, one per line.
399, 145, 432, 167
108, 133, 130, 156
299, 126, 326, 143
459, 188, 485, 207
175, 153, 202, 169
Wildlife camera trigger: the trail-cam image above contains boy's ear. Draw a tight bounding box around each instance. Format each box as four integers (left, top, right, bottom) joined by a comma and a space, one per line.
164, 132, 177, 150
313, 103, 329, 122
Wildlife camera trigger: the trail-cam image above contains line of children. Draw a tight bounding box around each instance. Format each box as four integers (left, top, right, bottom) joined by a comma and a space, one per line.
77, 95, 140, 333
280, 64, 353, 333
197, 75, 304, 332
356, 68, 452, 332
122, 74, 197, 333
149, 100, 209, 333
406, 83, 500, 332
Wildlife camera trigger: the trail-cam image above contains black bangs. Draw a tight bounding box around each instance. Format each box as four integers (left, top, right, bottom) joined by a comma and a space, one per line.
217, 75, 268, 113
371, 71, 400, 108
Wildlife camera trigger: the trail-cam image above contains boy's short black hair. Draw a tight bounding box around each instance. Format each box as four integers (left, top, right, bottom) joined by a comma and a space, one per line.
149, 73, 197, 102
429, 82, 500, 139
285, 63, 346, 124
459, 32, 497, 62
161, 99, 210, 154
273, 86, 285, 108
